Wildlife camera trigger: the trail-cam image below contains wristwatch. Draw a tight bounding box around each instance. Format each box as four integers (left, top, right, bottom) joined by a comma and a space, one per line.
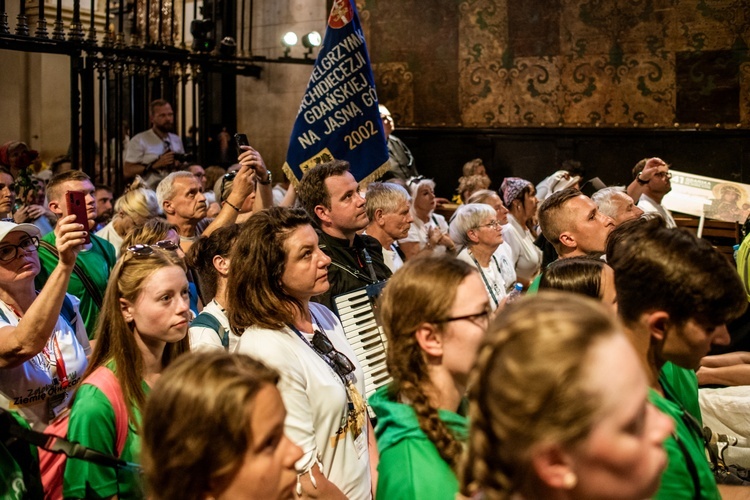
636, 173, 649, 185
258, 171, 272, 185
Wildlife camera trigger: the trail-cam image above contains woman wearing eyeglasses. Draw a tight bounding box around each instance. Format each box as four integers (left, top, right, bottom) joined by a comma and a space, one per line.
63, 245, 190, 499
370, 254, 488, 500
450, 203, 514, 309
0, 217, 89, 427
228, 207, 374, 500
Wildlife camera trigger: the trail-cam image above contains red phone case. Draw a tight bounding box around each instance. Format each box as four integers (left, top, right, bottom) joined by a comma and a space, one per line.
66, 191, 91, 244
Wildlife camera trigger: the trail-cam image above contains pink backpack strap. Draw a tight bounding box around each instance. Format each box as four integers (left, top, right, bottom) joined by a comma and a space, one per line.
83, 366, 129, 458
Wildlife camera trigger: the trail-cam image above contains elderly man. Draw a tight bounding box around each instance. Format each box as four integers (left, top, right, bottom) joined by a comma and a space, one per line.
364, 182, 413, 273
35, 170, 116, 338
627, 157, 676, 228
591, 186, 644, 226
379, 105, 419, 182
607, 217, 746, 499
538, 188, 615, 260
157, 146, 267, 253
297, 160, 391, 310
124, 99, 186, 188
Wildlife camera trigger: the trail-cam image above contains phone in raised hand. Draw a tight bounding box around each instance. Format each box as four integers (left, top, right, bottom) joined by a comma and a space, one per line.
65, 191, 91, 244
234, 133, 250, 155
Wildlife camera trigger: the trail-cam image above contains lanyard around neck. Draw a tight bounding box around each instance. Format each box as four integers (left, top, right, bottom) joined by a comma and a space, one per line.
468, 250, 502, 307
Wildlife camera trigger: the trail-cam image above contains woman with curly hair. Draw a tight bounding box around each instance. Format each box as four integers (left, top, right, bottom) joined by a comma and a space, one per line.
371, 254, 489, 499
460, 292, 673, 500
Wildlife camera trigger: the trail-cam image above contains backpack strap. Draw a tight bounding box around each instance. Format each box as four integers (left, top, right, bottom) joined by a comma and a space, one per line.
39, 240, 104, 309
191, 312, 228, 350
59, 294, 77, 330
83, 367, 129, 457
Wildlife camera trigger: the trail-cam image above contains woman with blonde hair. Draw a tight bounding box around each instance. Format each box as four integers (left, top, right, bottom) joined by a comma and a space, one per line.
63, 246, 191, 499
121, 218, 202, 315
399, 177, 455, 259
370, 254, 489, 499
96, 176, 160, 256
142, 350, 302, 500
460, 292, 673, 500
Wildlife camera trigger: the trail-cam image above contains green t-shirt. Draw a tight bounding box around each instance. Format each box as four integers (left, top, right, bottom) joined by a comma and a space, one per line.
370, 386, 468, 500
35, 233, 116, 339
650, 366, 720, 500
0, 411, 43, 499
62, 374, 148, 499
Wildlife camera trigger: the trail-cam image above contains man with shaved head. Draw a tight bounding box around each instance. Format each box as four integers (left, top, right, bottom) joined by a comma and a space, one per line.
538, 188, 615, 260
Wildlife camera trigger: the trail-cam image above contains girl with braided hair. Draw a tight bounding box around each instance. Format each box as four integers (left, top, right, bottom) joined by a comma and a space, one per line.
460, 292, 673, 500
370, 254, 489, 499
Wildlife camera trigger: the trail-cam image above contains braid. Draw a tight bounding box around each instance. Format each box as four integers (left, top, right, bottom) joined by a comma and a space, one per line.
378, 255, 476, 470
394, 376, 463, 469
460, 292, 615, 497
459, 339, 514, 499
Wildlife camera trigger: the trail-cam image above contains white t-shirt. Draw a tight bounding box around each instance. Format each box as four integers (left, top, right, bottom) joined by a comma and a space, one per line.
0, 294, 90, 427
638, 193, 677, 228
502, 214, 542, 282
235, 303, 371, 500
189, 300, 239, 352
494, 242, 517, 292
381, 243, 404, 274
95, 220, 123, 257
272, 184, 288, 206
399, 211, 450, 255
457, 248, 507, 310
124, 128, 185, 166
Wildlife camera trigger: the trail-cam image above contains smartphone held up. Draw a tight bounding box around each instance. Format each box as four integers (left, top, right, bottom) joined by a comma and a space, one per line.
65, 191, 91, 244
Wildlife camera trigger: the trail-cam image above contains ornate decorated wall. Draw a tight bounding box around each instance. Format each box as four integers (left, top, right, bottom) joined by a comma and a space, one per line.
356, 0, 750, 196
362, 0, 750, 130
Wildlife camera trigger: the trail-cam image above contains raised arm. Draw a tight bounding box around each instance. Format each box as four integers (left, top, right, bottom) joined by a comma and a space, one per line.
202, 147, 259, 237
626, 157, 665, 204
0, 215, 86, 368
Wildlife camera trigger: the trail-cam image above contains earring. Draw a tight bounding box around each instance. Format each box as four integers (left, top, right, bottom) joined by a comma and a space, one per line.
562, 471, 577, 489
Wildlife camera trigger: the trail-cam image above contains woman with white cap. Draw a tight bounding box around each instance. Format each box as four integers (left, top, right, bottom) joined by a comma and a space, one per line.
0, 216, 90, 426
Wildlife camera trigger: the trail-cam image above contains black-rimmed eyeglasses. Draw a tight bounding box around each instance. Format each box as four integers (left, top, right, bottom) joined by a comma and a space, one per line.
126, 239, 180, 256
312, 330, 355, 378
0, 235, 39, 262
439, 306, 492, 328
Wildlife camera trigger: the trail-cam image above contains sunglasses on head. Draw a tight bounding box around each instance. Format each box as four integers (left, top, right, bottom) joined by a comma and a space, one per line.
126, 239, 180, 256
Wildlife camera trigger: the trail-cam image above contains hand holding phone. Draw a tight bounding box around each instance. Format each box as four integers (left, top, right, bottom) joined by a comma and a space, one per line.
234, 133, 249, 155
65, 191, 91, 244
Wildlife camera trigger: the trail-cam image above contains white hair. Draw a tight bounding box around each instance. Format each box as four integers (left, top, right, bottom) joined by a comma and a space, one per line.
156, 171, 197, 207
449, 203, 496, 250
591, 186, 627, 220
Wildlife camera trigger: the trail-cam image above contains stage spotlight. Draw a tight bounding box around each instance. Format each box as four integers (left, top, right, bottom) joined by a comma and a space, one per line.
281, 31, 298, 57
302, 31, 322, 57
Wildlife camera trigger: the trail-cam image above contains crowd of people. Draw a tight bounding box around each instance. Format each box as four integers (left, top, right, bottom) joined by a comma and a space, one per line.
1, 100, 750, 500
